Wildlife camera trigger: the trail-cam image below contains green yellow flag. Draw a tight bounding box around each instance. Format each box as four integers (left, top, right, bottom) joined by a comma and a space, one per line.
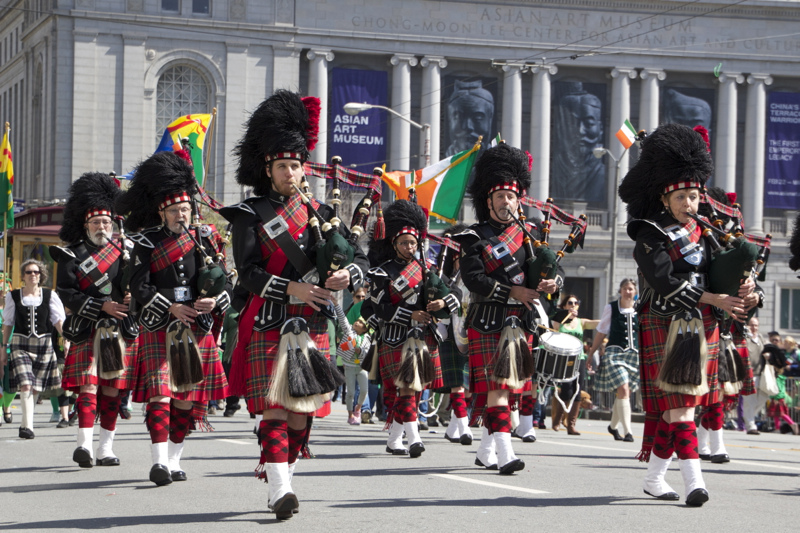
0, 124, 14, 230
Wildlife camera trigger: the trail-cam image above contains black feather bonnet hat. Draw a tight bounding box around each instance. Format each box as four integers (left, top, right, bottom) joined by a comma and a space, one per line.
468, 142, 532, 223
369, 200, 427, 265
115, 151, 197, 232
59, 172, 122, 244
619, 123, 713, 220
234, 89, 321, 196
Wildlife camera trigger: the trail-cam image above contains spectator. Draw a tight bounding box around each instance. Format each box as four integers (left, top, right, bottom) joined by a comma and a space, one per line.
1, 259, 66, 439
741, 317, 767, 435
762, 344, 799, 435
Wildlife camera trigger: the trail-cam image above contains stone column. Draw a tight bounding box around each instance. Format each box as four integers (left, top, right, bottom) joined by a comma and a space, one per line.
72, 30, 98, 181
272, 45, 301, 92
530, 65, 557, 201
501, 64, 523, 147
420, 56, 447, 165
390, 54, 417, 171
121, 34, 146, 173
716, 72, 745, 194
743, 74, 773, 234
609, 67, 637, 225
307, 49, 335, 200
638, 68, 665, 135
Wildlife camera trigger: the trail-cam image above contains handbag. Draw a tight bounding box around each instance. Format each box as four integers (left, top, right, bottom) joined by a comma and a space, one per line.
759, 363, 780, 397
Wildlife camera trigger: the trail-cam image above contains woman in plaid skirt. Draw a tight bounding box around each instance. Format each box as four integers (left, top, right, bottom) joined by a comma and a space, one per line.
1, 259, 66, 439
588, 279, 639, 442
619, 124, 755, 507
362, 200, 451, 459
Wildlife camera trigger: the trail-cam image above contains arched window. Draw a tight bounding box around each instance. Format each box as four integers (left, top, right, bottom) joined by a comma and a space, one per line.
155, 64, 210, 146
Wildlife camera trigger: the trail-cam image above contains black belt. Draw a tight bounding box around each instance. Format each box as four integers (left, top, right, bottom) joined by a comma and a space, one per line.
674, 272, 708, 290
158, 287, 194, 303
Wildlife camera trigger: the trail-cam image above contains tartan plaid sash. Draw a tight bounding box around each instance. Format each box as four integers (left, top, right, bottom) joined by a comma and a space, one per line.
256, 194, 316, 276
388, 261, 423, 305
663, 219, 703, 264
151, 231, 195, 273
481, 224, 523, 275
75, 242, 122, 291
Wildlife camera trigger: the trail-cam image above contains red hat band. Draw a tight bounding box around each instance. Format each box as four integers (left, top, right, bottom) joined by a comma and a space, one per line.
85, 209, 113, 221
159, 192, 192, 210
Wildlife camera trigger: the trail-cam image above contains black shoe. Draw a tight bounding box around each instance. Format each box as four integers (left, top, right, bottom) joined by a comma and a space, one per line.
499, 458, 525, 475
170, 470, 187, 481
474, 457, 498, 470
272, 492, 299, 520
608, 425, 624, 441
511, 430, 536, 443
444, 435, 461, 443
746, 429, 760, 435
418, 422, 429, 431
711, 454, 730, 463
460, 434, 473, 445
699, 454, 711, 461
409, 442, 425, 458
56, 418, 70, 429
96, 456, 121, 467
223, 408, 238, 418
68, 410, 78, 426
3, 412, 11, 424
685, 488, 709, 507
385, 446, 409, 456
119, 406, 132, 420
623, 433, 635, 442
428, 416, 439, 427
73, 447, 93, 468
149, 464, 173, 486
19, 427, 35, 440
249, 412, 256, 419
643, 489, 680, 501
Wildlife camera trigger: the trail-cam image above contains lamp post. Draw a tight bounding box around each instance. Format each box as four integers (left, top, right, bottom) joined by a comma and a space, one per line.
344, 102, 430, 168
593, 146, 628, 301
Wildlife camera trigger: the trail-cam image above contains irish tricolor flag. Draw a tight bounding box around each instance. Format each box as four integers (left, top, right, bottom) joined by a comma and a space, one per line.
615, 119, 637, 149
412, 144, 480, 223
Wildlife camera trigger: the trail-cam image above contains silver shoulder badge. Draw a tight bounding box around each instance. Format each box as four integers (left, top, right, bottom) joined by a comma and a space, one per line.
198, 224, 213, 238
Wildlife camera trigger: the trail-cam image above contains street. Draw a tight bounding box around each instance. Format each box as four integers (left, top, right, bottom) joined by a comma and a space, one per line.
1, 400, 797, 532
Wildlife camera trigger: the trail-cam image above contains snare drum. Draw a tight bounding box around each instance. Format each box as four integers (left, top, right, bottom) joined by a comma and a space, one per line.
535, 331, 582, 383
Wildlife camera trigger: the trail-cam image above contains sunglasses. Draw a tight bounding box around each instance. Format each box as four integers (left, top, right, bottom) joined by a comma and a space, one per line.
25, 270, 41, 275
566, 300, 580, 306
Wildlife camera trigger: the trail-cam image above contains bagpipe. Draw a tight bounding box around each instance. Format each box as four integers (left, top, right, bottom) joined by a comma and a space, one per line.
510, 197, 588, 291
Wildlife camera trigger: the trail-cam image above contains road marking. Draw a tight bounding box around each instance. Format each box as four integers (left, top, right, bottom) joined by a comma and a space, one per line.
217, 438, 253, 446
731, 459, 800, 472
533, 439, 633, 453
432, 473, 549, 494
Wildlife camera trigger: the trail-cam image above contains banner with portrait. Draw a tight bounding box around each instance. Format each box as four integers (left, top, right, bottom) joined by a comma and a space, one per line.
441, 75, 498, 160
330, 68, 388, 172
765, 91, 800, 210
550, 81, 608, 206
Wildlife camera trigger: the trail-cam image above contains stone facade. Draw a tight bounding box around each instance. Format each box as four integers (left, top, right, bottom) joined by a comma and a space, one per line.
1, 0, 800, 331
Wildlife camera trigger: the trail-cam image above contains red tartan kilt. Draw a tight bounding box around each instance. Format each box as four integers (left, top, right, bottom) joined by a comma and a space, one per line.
244, 305, 331, 413
131, 324, 228, 403
733, 330, 756, 396
61, 333, 138, 392
378, 330, 443, 390
639, 301, 720, 412
468, 308, 532, 394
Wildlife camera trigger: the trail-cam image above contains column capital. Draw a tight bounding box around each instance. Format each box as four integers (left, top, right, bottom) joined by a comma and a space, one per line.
610, 67, 637, 80
420, 56, 447, 69
306, 49, 334, 62
718, 72, 745, 84
747, 73, 773, 86
639, 68, 666, 81
501, 63, 525, 73
530, 65, 558, 76
390, 54, 418, 67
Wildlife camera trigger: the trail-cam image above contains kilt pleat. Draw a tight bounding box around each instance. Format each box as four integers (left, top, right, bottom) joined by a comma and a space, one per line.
245, 305, 330, 413
468, 308, 531, 394
594, 346, 640, 392
639, 302, 719, 412
377, 329, 443, 391
9, 334, 60, 391
131, 323, 228, 403
61, 332, 138, 392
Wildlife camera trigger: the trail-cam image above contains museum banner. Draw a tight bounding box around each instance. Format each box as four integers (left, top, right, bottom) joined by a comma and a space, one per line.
330, 68, 388, 171
765, 91, 800, 210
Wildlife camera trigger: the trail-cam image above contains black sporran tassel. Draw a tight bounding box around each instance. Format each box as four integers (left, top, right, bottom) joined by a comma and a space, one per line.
419, 344, 435, 385
397, 345, 418, 386
287, 345, 318, 397
657, 314, 708, 395
492, 338, 512, 380
717, 339, 731, 383
519, 337, 535, 378
186, 337, 205, 385
175, 338, 191, 388
307, 346, 344, 393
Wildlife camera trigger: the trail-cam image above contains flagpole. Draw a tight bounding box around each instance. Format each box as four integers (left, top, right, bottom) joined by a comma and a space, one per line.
203, 108, 217, 189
